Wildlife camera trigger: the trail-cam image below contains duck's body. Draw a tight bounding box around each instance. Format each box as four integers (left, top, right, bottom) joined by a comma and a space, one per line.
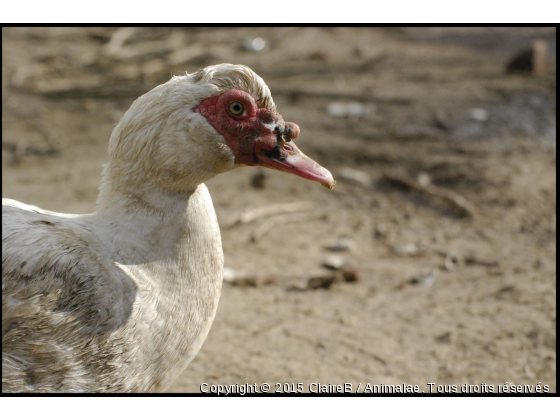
2, 64, 334, 392
3, 183, 222, 392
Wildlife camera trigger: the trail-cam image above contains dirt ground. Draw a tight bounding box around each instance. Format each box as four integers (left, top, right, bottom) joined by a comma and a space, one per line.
2, 27, 556, 394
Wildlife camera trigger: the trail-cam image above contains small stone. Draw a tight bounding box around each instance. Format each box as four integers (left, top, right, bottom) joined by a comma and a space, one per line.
341, 268, 359, 283
322, 255, 347, 270
435, 332, 451, 344
346, 102, 366, 117
307, 275, 336, 290
417, 172, 431, 188
467, 108, 488, 122
326, 237, 355, 252
327, 102, 347, 118
327, 102, 367, 118
230, 277, 257, 287
223, 267, 240, 283
261, 277, 276, 285
393, 243, 420, 256
242, 37, 266, 52
339, 167, 371, 187
464, 256, 499, 268
309, 51, 328, 61
223, 267, 257, 287
251, 171, 266, 189
409, 270, 437, 287
374, 223, 388, 239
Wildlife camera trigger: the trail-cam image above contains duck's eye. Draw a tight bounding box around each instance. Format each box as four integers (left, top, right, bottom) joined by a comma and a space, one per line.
228, 101, 245, 116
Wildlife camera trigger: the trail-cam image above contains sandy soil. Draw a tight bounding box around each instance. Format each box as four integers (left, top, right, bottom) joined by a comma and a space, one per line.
2, 27, 556, 393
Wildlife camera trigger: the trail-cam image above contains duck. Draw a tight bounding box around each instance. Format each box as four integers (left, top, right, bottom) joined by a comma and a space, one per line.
2, 63, 335, 393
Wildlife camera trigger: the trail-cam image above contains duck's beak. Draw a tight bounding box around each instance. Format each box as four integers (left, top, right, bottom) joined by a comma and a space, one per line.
256, 140, 336, 190
253, 120, 335, 189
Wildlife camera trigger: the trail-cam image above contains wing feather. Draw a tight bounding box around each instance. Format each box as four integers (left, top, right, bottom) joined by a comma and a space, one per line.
2, 201, 137, 392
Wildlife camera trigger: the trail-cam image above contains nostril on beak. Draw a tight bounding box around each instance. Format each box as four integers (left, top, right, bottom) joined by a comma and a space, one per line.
281, 143, 294, 152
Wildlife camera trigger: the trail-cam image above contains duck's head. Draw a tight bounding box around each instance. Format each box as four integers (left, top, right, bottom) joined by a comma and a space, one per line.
106, 64, 335, 193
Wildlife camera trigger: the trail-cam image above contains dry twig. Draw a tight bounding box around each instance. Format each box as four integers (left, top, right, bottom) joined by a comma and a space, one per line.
223, 201, 316, 229
250, 210, 328, 242
382, 172, 475, 218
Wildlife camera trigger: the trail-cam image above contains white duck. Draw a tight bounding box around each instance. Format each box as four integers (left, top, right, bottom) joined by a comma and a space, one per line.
2, 64, 335, 393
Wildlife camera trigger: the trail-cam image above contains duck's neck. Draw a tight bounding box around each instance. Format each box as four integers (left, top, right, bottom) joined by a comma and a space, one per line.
94, 167, 192, 259
90, 162, 224, 391
92, 162, 223, 284
91, 161, 224, 294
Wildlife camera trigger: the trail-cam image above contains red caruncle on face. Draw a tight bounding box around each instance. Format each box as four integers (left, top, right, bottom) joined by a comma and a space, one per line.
193, 89, 298, 166
193, 88, 334, 188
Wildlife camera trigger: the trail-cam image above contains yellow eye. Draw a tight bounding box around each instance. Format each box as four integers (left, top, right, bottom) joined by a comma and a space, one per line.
228, 101, 245, 116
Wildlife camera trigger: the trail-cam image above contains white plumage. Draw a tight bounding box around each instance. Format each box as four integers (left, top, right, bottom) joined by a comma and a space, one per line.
2, 64, 334, 392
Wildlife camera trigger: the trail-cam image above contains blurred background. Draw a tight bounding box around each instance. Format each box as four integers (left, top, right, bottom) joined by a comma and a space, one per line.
2, 27, 556, 393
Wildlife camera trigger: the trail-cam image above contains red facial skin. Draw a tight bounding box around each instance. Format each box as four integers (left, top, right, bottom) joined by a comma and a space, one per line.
194, 89, 334, 186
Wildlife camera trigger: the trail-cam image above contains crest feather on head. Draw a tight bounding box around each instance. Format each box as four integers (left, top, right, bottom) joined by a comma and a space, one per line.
187, 64, 275, 110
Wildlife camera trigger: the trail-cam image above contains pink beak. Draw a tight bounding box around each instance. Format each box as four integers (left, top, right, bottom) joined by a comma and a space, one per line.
256, 140, 336, 190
